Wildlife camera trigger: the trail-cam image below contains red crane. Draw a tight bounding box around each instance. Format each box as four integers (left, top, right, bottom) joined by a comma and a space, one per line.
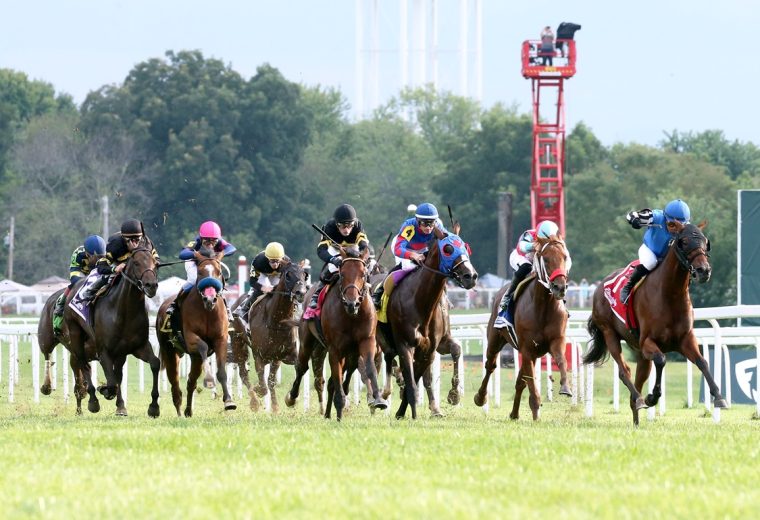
521, 39, 577, 236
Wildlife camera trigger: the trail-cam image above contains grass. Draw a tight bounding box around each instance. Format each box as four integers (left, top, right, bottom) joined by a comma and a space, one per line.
1, 342, 759, 519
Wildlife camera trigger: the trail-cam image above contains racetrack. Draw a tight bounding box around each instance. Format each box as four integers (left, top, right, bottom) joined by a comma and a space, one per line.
1, 355, 758, 518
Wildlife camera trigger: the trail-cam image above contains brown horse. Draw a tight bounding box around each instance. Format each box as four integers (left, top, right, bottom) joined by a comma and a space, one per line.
377, 230, 478, 419
229, 259, 307, 411
286, 246, 387, 420
157, 250, 235, 416
62, 246, 160, 416
584, 221, 726, 425
474, 234, 571, 420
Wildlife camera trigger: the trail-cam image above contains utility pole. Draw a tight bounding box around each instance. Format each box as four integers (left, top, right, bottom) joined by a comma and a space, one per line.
7, 215, 14, 280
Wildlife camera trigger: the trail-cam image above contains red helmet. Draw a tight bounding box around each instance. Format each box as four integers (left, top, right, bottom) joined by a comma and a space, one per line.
199, 221, 222, 239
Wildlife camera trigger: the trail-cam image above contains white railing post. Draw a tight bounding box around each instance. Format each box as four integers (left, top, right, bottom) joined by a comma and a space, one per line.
612, 360, 619, 412
32, 335, 40, 403
546, 353, 553, 402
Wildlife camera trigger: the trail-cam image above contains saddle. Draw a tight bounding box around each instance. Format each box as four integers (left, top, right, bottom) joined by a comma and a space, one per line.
603, 261, 643, 332
375, 267, 417, 323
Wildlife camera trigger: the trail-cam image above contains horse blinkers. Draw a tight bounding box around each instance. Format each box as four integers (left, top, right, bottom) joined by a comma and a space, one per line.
678, 228, 712, 283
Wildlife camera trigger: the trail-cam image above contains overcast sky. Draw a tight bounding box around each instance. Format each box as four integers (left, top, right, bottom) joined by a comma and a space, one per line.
2, 0, 758, 147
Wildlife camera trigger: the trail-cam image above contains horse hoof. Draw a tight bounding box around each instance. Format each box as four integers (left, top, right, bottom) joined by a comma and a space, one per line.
634, 397, 646, 410
395, 413, 405, 420
714, 398, 728, 409
40, 384, 52, 396
509, 413, 519, 420
76, 407, 83, 416
115, 408, 128, 416
203, 379, 215, 389
645, 394, 658, 407
254, 385, 267, 398
148, 404, 160, 418
369, 398, 388, 411
88, 401, 100, 414
430, 409, 444, 418
98, 385, 116, 400
473, 392, 487, 407
284, 393, 297, 408
224, 401, 237, 411
184, 408, 193, 418
447, 389, 461, 406
559, 386, 573, 397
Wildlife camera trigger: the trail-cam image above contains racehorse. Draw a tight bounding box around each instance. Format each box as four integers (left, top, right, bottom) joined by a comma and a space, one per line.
584, 221, 726, 425
157, 249, 235, 416
38, 288, 67, 396
377, 229, 478, 419
474, 234, 571, 420
62, 246, 160, 416
286, 246, 387, 420
229, 259, 307, 412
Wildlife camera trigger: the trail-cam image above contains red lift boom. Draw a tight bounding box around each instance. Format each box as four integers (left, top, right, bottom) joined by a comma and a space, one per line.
521, 39, 577, 236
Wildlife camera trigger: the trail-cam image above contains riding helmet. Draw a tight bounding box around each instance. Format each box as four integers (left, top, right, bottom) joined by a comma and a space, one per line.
120, 218, 143, 237
536, 220, 559, 238
83, 235, 106, 255
333, 204, 357, 224
664, 199, 690, 223
414, 202, 439, 220
265, 242, 285, 261
199, 221, 222, 239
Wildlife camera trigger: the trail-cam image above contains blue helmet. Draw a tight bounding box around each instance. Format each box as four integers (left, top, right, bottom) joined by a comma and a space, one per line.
536, 220, 559, 238
415, 203, 439, 220
84, 234, 106, 255
664, 199, 690, 223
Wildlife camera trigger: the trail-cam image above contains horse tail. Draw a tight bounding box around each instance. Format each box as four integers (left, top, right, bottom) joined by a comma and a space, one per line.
583, 317, 609, 365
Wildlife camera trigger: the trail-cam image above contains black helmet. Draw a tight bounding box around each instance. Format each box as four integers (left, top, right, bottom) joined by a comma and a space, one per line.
120, 218, 143, 237
333, 204, 357, 224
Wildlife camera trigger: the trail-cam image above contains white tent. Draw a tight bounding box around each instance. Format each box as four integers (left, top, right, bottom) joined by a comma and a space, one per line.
147, 276, 185, 312
0, 279, 32, 293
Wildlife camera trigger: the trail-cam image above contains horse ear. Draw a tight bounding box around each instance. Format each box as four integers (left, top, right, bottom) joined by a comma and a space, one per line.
697, 219, 708, 230
452, 220, 461, 235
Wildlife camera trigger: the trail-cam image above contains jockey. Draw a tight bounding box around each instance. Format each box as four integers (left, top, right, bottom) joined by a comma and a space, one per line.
82, 218, 159, 301
52, 234, 106, 330
620, 198, 691, 304
493, 220, 562, 328
307, 203, 369, 309
371, 202, 448, 308
167, 220, 237, 318
234, 241, 290, 320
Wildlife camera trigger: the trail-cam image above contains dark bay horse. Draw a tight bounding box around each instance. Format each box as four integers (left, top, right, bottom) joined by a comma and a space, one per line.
38, 288, 66, 396
584, 221, 726, 425
229, 259, 307, 411
286, 247, 387, 420
377, 230, 478, 419
474, 235, 571, 420
62, 246, 160, 416
157, 250, 235, 416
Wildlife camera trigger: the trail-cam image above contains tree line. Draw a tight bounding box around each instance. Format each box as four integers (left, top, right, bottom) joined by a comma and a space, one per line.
2, 51, 759, 307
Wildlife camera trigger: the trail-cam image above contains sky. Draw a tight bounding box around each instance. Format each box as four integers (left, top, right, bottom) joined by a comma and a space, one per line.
2, 0, 758, 147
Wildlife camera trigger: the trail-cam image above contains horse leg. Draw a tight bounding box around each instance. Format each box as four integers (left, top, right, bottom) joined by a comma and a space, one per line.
549, 338, 572, 397
446, 338, 463, 405
84, 362, 101, 414
232, 334, 253, 395
681, 337, 728, 408
249, 355, 264, 411
632, 358, 653, 426
522, 357, 542, 420
395, 346, 417, 420
286, 329, 315, 407
639, 339, 666, 407
161, 346, 183, 417
602, 330, 646, 422
97, 349, 118, 400
202, 358, 216, 391
474, 329, 506, 407
381, 351, 395, 399
421, 362, 442, 417
268, 360, 280, 413
134, 341, 161, 418
510, 364, 528, 420
184, 356, 204, 418
329, 353, 346, 421
314, 347, 327, 415
360, 339, 388, 411
213, 339, 236, 411
325, 374, 335, 419
341, 356, 356, 413
113, 355, 128, 416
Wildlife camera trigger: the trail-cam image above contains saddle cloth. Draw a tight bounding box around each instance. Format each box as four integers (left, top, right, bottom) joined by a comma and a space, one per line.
603, 261, 641, 330
302, 284, 330, 321
69, 272, 99, 323
376, 267, 416, 323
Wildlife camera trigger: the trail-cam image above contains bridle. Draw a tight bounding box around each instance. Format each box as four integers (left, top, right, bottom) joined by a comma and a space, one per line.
533, 239, 569, 290
269, 263, 305, 300
120, 247, 158, 296
671, 229, 711, 277
338, 256, 369, 305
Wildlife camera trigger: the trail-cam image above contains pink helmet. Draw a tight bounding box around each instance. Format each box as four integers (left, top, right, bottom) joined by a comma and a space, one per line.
199, 221, 222, 239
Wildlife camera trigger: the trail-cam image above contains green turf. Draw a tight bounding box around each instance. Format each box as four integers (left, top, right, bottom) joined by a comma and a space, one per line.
1, 343, 758, 519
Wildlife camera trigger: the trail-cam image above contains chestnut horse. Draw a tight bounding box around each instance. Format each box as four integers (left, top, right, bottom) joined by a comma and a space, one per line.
286, 246, 387, 420
61, 246, 160, 416
377, 230, 478, 419
584, 221, 726, 425
474, 234, 571, 420
157, 250, 235, 416
229, 259, 307, 411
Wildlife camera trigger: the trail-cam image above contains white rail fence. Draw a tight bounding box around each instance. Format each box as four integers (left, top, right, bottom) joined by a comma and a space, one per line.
2, 306, 760, 422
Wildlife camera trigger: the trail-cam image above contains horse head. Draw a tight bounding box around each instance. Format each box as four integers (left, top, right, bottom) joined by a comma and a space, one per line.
533, 235, 571, 300
337, 246, 371, 316
193, 250, 226, 311
428, 232, 478, 289
276, 260, 308, 304
672, 221, 711, 283
124, 247, 159, 298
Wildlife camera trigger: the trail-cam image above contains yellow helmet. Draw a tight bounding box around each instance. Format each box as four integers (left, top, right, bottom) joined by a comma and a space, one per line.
264, 241, 285, 260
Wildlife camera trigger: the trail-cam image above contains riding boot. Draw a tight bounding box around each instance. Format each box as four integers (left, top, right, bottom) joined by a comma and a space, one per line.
499, 263, 532, 313
53, 288, 69, 317
234, 291, 253, 319
81, 275, 109, 302
309, 280, 325, 309
371, 282, 385, 309
167, 288, 188, 317
620, 264, 650, 304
